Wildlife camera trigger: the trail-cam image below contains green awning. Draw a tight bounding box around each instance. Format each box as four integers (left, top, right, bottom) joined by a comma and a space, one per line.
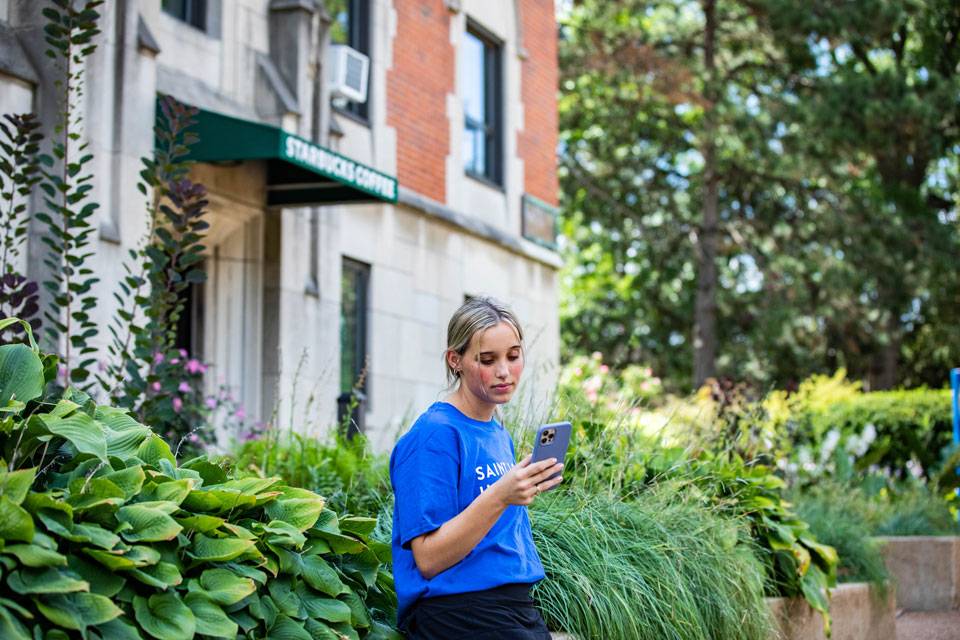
183, 106, 397, 206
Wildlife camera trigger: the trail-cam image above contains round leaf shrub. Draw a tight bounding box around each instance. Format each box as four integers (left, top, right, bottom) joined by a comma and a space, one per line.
0, 330, 400, 639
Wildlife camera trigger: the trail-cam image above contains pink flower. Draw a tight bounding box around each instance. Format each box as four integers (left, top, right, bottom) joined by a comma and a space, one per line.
153, 352, 165, 365
151, 381, 162, 392
599, 364, 610, 374
205, 397, 217, 409
586, 389, 598, 403
58, 363, 68, 381
179, 349, 188, 358
186, 359, 203, 374
235, 408, 246, 420
170, 358, 180, 365
172, 397, 183, 412
188, 433, 200, 443
178, 381, 191, 393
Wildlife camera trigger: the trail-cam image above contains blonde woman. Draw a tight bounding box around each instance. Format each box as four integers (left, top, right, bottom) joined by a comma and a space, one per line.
390, 297, 564, 639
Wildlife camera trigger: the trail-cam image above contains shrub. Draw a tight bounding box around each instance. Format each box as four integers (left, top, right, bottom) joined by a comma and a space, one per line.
0, 321, 400, 639
531, 489, 774, 640
793, 490, 889, 586
233, 430, 391, 517
767, 371, 953, 485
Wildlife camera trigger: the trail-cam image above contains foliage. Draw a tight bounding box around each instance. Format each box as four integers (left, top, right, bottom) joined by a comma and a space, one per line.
557, 351, 663, 409
792, 490, 889, 586
767, 371, 954, 487
0, 322, 400, 639
531, 489, 773, 640
233, 429, 391, 517
533, 381, 839, 631
100, 95, 210, 452
558, 0, 960, 391
0, 114, 43, 345
35, 0, 105, 386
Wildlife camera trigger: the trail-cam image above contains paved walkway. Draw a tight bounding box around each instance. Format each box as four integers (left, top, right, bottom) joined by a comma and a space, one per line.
896, 610, 960, 640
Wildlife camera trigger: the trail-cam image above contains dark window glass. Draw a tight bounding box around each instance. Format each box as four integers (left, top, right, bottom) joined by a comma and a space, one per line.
462, 25, 502, 185
340, 258, 370, 395
329, 0, 370, 121
162, 0, 207, 31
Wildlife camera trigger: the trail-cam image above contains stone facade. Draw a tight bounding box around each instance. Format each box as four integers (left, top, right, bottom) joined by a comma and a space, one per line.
0, 0, 560, 452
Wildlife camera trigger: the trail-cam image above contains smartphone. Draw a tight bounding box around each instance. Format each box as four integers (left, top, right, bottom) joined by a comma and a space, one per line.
530, 421, 572, 490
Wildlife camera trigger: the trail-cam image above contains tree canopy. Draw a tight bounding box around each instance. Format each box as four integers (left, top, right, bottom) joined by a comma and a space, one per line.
559, 0, 960, 392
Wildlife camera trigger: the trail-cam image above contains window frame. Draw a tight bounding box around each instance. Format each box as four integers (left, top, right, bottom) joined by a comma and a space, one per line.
463, 20, 504, 187
161, 0, 208, 32
340, 257, 370, 399
330, 0, 371, 124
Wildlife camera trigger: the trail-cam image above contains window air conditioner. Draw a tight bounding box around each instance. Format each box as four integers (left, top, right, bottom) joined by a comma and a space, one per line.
328, 44, 369, 104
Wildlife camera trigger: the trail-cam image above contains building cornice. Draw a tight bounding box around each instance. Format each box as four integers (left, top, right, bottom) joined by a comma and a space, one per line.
397, 187, 562, 270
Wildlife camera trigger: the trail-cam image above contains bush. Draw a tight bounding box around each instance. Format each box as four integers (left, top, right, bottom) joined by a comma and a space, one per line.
0, 322, 399, 639
793, 490, 889, 586
233, 430, 390, 517
767, 371, 954, 485
531, 489, 774, 640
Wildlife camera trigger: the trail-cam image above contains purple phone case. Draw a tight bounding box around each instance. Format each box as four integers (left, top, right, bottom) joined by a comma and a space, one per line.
530, 421, 572, 489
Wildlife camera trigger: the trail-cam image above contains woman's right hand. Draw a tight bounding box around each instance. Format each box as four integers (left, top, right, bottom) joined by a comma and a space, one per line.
491, 455, 564, 507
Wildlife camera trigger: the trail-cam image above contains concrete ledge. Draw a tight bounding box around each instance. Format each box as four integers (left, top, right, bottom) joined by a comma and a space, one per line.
877, 535, 960, 611
768, 583, 895, 640
550, 582, 895, 640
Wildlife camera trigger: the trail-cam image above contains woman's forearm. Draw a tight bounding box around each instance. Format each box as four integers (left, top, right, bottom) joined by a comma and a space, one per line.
410, 486, 507, 579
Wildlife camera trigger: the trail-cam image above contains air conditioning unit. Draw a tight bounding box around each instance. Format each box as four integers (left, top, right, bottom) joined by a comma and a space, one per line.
328, 44, 369, 104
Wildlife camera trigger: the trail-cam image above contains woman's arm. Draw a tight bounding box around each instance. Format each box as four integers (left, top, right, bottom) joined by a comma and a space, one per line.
409, 455, 563, 579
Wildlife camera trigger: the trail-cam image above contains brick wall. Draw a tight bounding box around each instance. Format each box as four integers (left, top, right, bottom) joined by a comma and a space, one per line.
517, 0, 559, 207
387, 0, 454, 203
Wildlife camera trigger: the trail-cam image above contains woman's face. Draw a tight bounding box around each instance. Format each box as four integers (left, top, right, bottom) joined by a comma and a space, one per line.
453, 321, 524, 407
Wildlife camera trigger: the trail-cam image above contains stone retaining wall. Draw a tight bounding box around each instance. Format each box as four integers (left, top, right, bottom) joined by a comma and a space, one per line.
877, 535, 960, 611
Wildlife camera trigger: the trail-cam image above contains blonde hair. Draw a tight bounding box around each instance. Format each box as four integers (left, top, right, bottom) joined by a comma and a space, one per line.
444, 296, 524, 386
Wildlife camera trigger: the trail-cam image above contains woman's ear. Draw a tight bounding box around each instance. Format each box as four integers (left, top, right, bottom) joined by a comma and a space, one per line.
446, 350, 461, 374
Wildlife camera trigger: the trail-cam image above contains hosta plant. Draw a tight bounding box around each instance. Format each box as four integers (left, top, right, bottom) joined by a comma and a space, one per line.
0, 318, 400, 639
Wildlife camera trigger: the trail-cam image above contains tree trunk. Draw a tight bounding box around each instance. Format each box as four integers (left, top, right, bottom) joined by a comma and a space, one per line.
693, 0, 719, 388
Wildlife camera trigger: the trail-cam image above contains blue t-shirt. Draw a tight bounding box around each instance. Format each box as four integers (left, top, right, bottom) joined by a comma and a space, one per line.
389, 402, 545, 625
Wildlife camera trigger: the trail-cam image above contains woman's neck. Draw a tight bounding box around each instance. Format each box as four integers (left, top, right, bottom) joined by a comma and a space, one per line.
448, 388, 495, 422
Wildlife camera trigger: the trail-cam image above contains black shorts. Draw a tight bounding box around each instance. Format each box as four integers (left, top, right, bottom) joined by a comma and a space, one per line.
401, 583, 552, 640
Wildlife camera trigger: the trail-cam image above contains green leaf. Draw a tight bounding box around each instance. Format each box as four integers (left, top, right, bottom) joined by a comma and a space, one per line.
340, 589, 371, 628
184, 592, 239, 638
175, 513, 225, 533
304, 618, 342, 640
67, 555, 125, 597
298, 595, 351, 623
257, 519, 307, 547
84, 544, 160, 570
339, 516, 377, 537
137, 433, 176, 467
0, 468, 36, 505
2, 543, 67, 568
34, 592, 123, 630
0, 497, 35, 542
133, 593, 196, 640
264, 487, 325, 531
128, 561, 182, 589
35, 412, 108, 461
7, 567, 88, 594
182, 487, 256, 514
94, 617, 144, 640
197, 568, 256, 605
103, 465, 146, 499
67, 476, 126, 511
300, 555, 348, 596
189, 533, 256, 562
117, 504, 183, 542
0, 604, 31, 640
0, 343, 44, 410
268, 614, 313, 640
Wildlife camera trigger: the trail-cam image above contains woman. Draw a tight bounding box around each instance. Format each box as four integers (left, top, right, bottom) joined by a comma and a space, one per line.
390, 296, 564, 639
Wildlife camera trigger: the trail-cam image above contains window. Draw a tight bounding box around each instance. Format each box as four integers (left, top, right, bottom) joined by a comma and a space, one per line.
340, 258, 370, 396
162, 0, 207, 31
462, 24, 503, 185
329, 0, 370, 121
